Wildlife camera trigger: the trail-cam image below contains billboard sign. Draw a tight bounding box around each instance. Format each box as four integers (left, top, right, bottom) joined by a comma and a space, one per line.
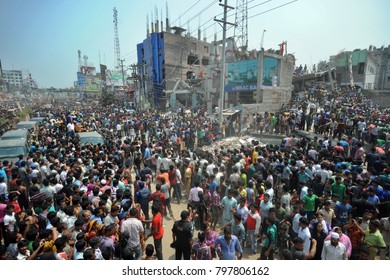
262, 57, 279, 86
106, 70, 123, 87
85, 76, 101, 92
77, 72, 86, 87
225, 59, 258, 92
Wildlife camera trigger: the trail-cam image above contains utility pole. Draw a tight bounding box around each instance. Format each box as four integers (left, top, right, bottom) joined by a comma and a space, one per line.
260, 29, 266, 51
215, 0, 236, 128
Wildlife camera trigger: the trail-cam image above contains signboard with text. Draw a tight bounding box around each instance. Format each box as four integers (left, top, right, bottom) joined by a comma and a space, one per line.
225, 59, 258, 92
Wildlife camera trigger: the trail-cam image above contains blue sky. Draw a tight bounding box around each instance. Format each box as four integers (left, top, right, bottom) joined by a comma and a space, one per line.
0, 0, 389, 88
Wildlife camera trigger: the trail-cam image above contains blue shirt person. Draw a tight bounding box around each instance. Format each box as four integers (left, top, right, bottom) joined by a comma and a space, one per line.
214, 225, 243, 260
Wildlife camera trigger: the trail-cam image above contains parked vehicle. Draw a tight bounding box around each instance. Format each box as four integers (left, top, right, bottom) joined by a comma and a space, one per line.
30, 117, 46, 124
16, 121, 39, 130
1, 129, 31, 143
0, 139, 29, 163
77, 131, 104, 146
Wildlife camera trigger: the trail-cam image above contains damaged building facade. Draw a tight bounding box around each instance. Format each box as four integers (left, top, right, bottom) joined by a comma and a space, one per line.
136, 26, 215, 110
136, 24, 295, 117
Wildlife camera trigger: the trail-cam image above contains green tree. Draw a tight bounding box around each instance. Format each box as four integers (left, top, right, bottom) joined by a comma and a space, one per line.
99, 89, 117, 107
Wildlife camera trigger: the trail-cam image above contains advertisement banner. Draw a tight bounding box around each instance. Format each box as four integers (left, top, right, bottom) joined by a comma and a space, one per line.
225, 59, 258, 92
77, 72, 86, 88
106, 70, 123, 87
85, 76, 101, 92
263, 57, 279, 86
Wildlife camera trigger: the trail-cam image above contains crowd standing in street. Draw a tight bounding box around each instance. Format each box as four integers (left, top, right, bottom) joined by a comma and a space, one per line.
0, 86, 389, 260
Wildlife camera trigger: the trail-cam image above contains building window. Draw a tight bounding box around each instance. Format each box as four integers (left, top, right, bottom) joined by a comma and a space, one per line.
204, 46, 209, 53
191, 42, 197, 52
387, 76, 390, 82
358, 63, 365, 74
202, 58, 209, 66
186, 71, 196, 80
187, 54, 199, 65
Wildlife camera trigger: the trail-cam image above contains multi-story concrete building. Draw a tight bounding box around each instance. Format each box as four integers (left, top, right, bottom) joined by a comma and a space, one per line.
371, 45, 390, 90
330, 49, 377, 90
137, 26, 294, 115
137, 26, 214, 109
2, 69, 37, 89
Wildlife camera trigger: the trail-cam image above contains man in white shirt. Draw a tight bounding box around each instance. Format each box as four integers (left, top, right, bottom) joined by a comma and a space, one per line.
321, 232, 347, 260
206, 161, 216, 176
188, 181, 203, 207
121, 208, 145, 260
357, 120, 366, 140
215, 166, 224, 186
116, 122, 122, 137
292, 209, 306, 237
297, 217, 311, 255
67, 122, 75, 135
317, 163, 332, 184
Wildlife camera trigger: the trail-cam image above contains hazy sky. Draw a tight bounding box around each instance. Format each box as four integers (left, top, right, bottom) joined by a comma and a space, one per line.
0, 0, 389, 88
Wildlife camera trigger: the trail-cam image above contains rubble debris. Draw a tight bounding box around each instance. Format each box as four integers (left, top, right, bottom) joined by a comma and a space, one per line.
199, 136, 265, 153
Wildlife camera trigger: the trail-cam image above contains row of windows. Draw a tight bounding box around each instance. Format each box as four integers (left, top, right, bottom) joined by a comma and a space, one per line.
4, 78, 22, 81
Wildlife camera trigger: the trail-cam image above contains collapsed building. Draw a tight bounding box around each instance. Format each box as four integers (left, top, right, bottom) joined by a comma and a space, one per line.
136, 21, 295, 121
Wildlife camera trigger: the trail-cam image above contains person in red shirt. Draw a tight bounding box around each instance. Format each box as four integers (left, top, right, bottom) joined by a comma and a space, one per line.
145, 205, 164, 260
7, 192, 21, 214
156, 168, 170, 187
333, 142, 345, 156
149, 184, 167, 216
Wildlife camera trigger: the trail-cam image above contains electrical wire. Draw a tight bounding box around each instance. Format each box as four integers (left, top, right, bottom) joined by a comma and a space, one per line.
170, 0, 203, 25
248, 0, 298, 19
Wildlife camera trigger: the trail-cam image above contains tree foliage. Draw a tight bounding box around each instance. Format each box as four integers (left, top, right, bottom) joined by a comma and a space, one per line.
99, 89, 117, 107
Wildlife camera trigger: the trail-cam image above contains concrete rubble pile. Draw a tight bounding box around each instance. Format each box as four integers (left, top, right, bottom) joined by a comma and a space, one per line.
200, 136, 265, 153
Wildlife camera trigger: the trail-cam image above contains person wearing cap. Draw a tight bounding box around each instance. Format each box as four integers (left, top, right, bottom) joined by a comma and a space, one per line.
325, 226, 352, 258
321, 231, 347, 260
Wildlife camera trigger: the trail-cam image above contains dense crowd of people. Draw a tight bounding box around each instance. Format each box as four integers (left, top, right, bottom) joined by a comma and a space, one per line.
0, 86, 389, 260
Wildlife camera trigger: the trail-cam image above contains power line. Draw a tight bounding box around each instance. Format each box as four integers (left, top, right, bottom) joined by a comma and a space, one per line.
205, 0, 297, 41
170, 0, 203, 25
182, 0, 219, 30
248, 0, 298, 19
189, 0, 269, 38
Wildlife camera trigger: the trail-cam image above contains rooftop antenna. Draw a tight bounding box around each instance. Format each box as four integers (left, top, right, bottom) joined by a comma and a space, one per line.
78, 50, 82, 70
83, 55, 88, 67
